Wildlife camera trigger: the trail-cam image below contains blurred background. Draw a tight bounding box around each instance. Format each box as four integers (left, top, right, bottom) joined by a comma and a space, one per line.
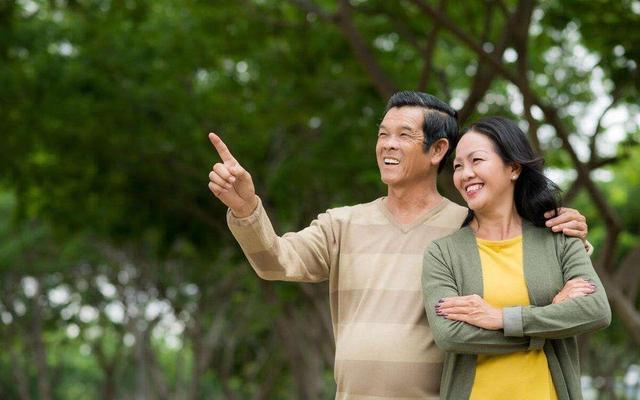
1, 0, 639, 399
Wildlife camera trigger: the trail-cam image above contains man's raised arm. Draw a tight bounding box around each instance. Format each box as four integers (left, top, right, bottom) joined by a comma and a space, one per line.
208, 133, 335, 283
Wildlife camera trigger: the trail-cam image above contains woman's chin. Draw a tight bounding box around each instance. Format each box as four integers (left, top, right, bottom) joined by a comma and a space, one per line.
466, 201, 484, 213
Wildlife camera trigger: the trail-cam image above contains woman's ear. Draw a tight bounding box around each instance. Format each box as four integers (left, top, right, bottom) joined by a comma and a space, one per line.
510, 162, 522, 181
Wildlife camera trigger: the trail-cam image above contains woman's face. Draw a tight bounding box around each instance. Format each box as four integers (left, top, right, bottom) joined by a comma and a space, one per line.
453, 131, 519, 214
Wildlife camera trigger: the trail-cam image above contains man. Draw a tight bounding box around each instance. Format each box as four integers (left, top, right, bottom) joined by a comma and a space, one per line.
208, 91, 590, 399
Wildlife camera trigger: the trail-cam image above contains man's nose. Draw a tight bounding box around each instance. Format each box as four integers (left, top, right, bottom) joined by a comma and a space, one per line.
383, 134, 400, 149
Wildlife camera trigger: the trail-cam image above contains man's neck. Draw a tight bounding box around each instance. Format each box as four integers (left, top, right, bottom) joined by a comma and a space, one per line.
385, 182, 443, 225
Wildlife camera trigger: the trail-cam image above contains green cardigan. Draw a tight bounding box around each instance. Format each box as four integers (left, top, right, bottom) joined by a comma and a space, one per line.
422, 222, 611, 400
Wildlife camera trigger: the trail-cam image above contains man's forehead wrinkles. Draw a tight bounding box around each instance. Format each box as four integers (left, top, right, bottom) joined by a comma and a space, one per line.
379, 121, 419, 131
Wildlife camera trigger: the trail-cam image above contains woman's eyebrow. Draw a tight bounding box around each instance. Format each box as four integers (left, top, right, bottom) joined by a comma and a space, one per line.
467, 150, 489, 157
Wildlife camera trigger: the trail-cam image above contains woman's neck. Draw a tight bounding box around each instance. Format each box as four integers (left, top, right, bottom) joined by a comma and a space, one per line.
472, 206, 522, 240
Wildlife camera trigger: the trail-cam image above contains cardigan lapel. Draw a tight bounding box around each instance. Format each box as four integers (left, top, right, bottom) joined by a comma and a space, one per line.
455, 226, 485, 297
522, 221, 559, 306
455, 223, 560, 305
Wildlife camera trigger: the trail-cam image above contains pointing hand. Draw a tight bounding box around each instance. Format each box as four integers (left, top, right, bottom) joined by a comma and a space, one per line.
208, 133, 258, 217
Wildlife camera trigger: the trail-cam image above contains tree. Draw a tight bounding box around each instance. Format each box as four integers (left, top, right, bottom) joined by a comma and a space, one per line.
1, 0, 638, 398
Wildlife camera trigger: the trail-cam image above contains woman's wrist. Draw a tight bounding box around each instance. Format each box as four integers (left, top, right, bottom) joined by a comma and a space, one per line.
492, 308, 504, 330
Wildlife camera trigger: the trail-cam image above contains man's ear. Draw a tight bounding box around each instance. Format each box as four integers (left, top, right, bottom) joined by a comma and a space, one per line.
430, 138, 450, 165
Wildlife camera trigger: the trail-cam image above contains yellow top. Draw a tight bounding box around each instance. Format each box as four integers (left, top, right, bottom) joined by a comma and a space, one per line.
469, 235, 558, 400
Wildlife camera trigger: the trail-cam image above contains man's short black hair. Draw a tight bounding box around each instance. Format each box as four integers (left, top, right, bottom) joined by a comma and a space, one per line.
384, 91, 459, 173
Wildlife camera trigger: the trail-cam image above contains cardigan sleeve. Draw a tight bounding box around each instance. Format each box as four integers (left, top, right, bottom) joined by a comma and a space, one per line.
227, 196, 335, 282
503, 236, 611, 339
423, 242, 543, 354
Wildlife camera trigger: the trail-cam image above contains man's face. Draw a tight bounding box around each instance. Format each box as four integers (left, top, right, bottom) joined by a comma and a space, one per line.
376, 106, 432, 188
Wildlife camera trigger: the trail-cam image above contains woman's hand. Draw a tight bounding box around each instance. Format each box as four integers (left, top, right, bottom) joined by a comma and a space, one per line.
436, 294, 503, 330
552, 277, 596, 304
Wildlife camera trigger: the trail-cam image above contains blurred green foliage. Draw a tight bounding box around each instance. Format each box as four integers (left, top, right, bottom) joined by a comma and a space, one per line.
0, 0, 639, 399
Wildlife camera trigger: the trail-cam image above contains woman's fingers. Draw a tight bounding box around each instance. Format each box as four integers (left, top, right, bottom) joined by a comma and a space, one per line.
436, 306, 470, 315
438, 295, 479, 306
441, 313, 468, 322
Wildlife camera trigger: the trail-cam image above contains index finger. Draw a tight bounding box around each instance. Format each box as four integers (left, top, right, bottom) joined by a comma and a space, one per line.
209, 132, 236, 163
544, 207, 572, 219
439, 295, 474, 307
545, 209, 581, 227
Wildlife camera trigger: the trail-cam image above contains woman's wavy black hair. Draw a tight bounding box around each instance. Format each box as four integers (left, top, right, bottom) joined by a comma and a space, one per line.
460, 116, 561, 227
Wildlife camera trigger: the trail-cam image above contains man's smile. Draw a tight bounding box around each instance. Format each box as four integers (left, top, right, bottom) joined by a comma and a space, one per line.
383, 157, 400, 165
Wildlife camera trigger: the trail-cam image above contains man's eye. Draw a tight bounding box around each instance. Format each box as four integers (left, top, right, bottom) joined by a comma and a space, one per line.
453, 164, 462, 170
378, 132, 387, 137
473, 158, 483, 163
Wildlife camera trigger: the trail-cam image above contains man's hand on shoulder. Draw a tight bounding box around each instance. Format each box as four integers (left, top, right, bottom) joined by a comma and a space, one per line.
208, 132, 258, 218
544, 207, 588, 245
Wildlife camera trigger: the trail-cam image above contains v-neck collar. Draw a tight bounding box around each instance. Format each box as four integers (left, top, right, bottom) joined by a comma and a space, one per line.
376, 196, 449, 233
454, 221, 550, 306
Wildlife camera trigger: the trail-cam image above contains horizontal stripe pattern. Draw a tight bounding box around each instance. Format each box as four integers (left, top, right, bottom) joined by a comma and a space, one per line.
228, 197, 468, 398
335, 289, 425, 324
336, 253, 424, 291
335, 321, 443, 363
339, 224, 456, 255
335, 359, 442, 398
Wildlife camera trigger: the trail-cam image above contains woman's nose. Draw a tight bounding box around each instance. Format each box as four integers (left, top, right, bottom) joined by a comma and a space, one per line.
462, 165, 475, 179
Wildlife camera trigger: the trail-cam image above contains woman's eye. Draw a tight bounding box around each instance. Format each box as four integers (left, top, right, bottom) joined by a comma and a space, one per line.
472, 158, 483, 163
378, 132, 387, 137
453, 164, 462, 170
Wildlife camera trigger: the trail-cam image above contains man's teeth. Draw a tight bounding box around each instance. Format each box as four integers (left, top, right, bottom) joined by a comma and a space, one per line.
384, 158, 400, 165
466, 184, 483, 192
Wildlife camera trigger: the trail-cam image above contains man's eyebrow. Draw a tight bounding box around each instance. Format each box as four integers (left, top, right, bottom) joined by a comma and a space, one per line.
377, 124, 417, 131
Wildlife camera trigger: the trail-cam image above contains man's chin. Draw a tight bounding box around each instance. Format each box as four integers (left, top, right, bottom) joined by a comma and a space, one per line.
381, 177, 408, 189
380, 175, 397, 186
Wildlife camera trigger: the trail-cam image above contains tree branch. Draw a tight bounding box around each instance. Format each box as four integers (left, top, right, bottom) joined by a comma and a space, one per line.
418, 0, 447, 92
289, 0, 397, 99
335, 0, 397, 98
589, 93, 621, 159
414, 0, 637, 345
458, 0, 534, 124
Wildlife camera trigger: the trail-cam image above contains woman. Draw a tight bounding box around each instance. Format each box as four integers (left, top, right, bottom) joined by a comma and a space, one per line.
422, 116, 611, 400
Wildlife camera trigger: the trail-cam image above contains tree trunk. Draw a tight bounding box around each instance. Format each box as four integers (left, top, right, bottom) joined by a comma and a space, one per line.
9, 341, 31, 400
30, 291, 52, 400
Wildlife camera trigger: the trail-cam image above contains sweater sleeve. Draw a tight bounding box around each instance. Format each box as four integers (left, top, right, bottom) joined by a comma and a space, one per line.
227, 197, 335, 282
503, 236, 611, 339
423, 242, 543, 354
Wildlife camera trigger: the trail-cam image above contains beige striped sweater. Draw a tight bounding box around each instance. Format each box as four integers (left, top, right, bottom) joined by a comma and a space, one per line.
227, 196, 467, 399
